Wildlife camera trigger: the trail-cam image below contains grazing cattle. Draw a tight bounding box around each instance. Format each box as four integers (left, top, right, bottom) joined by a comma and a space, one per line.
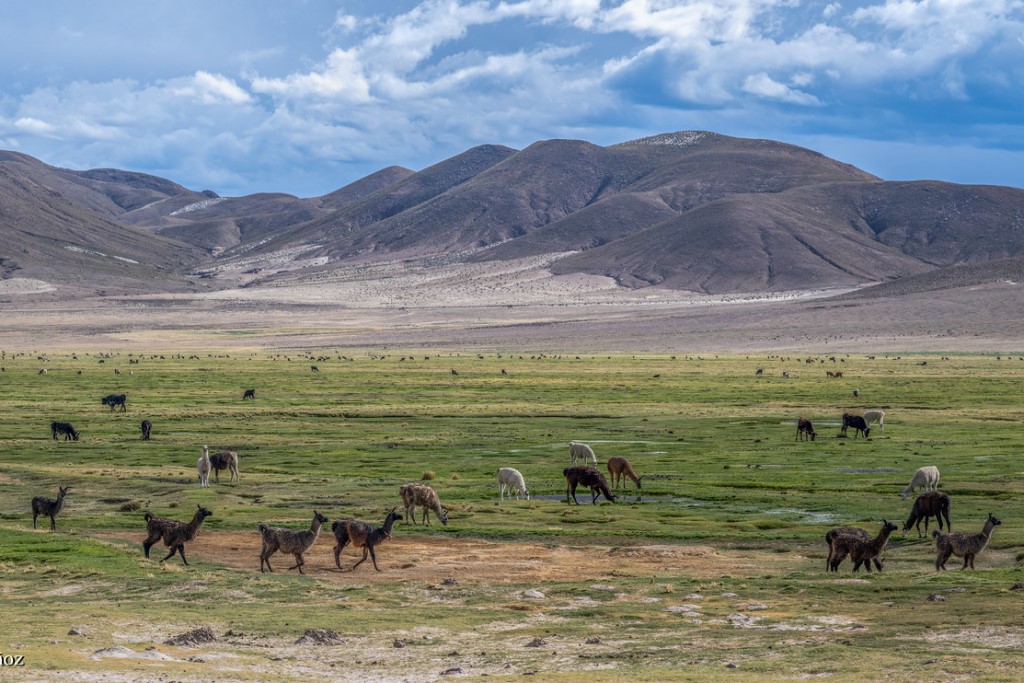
243, 389, 256, 400
140, 419, 152, 440
102, 394, 127, 412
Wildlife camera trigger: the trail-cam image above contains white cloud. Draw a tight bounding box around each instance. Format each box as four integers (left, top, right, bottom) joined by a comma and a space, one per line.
742, 72, 822, 104
190, 71, 253, 105
15, 117, 57, 137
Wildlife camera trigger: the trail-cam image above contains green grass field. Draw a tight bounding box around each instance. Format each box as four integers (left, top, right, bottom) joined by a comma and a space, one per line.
1, 350, 1023, 681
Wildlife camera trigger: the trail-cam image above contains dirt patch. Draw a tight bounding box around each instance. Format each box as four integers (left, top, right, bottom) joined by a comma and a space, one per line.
99, 532, 743, 582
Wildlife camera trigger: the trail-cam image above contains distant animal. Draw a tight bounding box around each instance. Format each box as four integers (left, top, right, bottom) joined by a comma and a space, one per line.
140, 419, 152, 440
450, 369, 458, 376
400, 483, 448, 525
903, 491, 951, 537
142, 505, 213, 565
32, 485, 70, 531
862, 409, 885, 431
606, 456, 641, 489
332, 508, 402, 571
310, 365, 319, 372
101, 393, 127, 412
901, 466, 940, 499
50, 421, 80, 441
243, 389, 256, 400
569, 441, 597, 467
824, 526, 870, 571
564, 466, 616, 505
841, 413, 870, 438
828, 520, 898, 572
755, 368, 763, 376
497, 467, 530, 500
934, 513, 1001, 570
782, 371, 790, 379
197, 445, 212, 488
38, 368, 47, 375
209, 449, 239, 483
259, 510, 329, 574
852, 388, 860, 398
795, 418, 816, 442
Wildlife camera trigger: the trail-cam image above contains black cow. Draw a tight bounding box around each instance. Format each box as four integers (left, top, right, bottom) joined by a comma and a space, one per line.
102, 393, 127, 412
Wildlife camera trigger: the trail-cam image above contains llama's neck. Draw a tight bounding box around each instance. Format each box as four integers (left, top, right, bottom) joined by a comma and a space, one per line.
871, 526, 894, 551
189, 511, 208, 530
981, 519, 998, 539
309, 516, 324, 537
381, 513, 399, 538
54, 493, 67, 513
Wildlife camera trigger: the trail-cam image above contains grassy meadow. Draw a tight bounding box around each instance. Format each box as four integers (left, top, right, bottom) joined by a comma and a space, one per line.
1, 349, 1023, 681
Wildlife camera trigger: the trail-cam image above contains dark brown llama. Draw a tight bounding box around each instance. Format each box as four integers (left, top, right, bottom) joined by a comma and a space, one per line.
259, 510, 328, 574
934, 513, 1001, 570
564, 467, 616, 505
903, 491, 951, 538
140, 419, 152, 440
32, 485, 70, 531
142, 505, 213, 565
824, 526, 870, 570
209, 449, 239, 482
50, 421, 80, 441
796, 418, 816, 441
828, 520, 898, 572
332, 508, 403, 571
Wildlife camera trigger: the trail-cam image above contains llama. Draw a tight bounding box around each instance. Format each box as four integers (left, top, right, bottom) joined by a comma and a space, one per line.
400, 483, 448, 525
841, 413, 870, 438
497, 467, 530, 500
828, 520, 898, 572
569, 441, 597, 467
140, 419, 152, 440
243, 389, 256, 400
209, 449, 239, 483
862, 409, 885, 431
259, 510, 328, 574
142, 505, 213, 565
795, 418, 816, 442
606, 456, 641, 489
824, 526, 870, 571
901, 466, 940, 499
933, 513, 1001, 570
197, 445, 211, 488
50, 421, 80, 441
564, 466, 616, 505
903, 491, 951, 537
102, 393, 127, 411
332, 508, 402, 571
31, 485, 70, 531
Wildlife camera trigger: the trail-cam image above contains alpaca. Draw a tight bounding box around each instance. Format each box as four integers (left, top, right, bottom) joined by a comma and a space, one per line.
32, 485, 70, 531
142, 505, 213, 565
863, 409, 885, 430
903, 491, 951, 537
934, 513, 1001, 570
400, 483, 448, 525
824, 526, 870, 571
332, 508, 403, 571
197, 445, 211, 488
795, 418, 816, 442
901, 466, 940, 499
497, 467, 529, 500
140, 419, 152, 440
50, 421, 80, 441
569, 441, 597, 467
564, 466, 616, 505
828, 520, 898, 572
606, 456, 641, 489
209, 449, 239, 483
259, 510, 328, 574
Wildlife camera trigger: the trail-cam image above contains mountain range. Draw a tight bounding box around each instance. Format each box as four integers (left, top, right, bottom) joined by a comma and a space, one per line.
2, 131, 1023, 299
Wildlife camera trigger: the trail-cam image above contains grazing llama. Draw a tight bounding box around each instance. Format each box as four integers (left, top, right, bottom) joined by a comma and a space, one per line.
50, 421, 80, 441
259, 510, 328, 574
332, 508, 403, 571
497, 467, 530, 500
32, 485, 70, 531
197, 446, 211, 488
828, 520, 898, 572
934, 513, 1001, 570
901, 466, 939, 499
142, 505, 213, 565
563, 467, 616, 505
209, 449, 239, 483
569, 441, 598, 466
140, 419, 152, 440
606, 456, 641, 490
242, 389, 256, 400
795, 418, 816, 442
903, 491, 951, 537
399, 483, 448, 525
862, 409, 885, 431
824, 526, 870, 571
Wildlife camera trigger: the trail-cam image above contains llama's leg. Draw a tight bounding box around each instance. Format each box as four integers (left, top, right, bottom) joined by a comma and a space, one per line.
178, 545, 189, 565
32, 512, 38, 529
369, 545, 381, 571
289, 553, 305, 573
937, 548, 952, 570
962, 554, 972, 570
333, 543, 344, 569
353, 547, 369, 570
160, 544, 178, 563
874, 558, 883, 571
50, 515, 56, 531
261, 549, 274, 573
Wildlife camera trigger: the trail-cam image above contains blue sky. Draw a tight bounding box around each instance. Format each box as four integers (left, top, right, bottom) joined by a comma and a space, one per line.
2, 0, 1023, 197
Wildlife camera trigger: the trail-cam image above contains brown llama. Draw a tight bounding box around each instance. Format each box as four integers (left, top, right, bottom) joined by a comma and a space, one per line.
934, 513, 1001, 570
564, 466, 616, 505
140, 419, 152, 440
399, 483, 448, 525
209, 449, 239, 482
259, 510, 328, 574
903, 491, 951, 538
824, 526, 870, 570
606, 456, 641, 490
828, 520, 898, 572
32, 485, 70, 531
332, 508, 403, 571
142, 505, 213, 565
796, 418, 816, 442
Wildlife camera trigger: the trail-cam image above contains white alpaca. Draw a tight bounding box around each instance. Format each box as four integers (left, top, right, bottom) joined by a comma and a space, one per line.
497, 467, 529, 500
901, 465, 939, 499
862, 410, 885, 431
197, 445, 211, 488
569, 441, 597, 466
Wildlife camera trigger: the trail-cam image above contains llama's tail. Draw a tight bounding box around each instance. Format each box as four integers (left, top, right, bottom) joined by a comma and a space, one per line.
932, 529, 943, 540
258, 522, 270, 535
144, 512, 154, 522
